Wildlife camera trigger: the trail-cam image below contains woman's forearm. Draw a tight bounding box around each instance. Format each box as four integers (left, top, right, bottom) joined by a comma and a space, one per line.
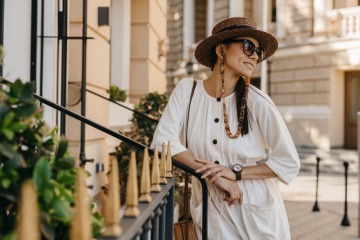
241, 163, 277, 180
172, 151, 204, 170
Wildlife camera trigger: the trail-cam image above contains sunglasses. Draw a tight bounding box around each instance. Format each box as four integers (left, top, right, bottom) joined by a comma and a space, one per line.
224, 39, 265, 61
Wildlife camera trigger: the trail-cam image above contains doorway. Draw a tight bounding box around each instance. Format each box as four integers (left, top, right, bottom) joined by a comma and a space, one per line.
344, 71, 360, 149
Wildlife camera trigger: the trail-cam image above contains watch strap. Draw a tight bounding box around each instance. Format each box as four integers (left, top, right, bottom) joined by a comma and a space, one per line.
234, 169, 243, 181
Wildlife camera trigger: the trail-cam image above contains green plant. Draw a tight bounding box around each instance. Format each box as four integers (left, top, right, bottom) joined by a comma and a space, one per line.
0, 79, 103, 239
107, 85, 127, 102
114, 91, 187, 217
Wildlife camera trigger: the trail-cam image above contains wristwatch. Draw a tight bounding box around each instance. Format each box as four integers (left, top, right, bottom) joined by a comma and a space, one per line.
232, 164, 243, 181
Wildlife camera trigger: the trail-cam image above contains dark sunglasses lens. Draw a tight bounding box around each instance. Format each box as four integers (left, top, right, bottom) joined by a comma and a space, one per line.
243, 40, 264, 60
256, 49, 264, 60
243, 41, 254, 56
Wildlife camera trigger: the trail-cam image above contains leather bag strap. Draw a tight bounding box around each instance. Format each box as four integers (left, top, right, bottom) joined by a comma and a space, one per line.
183, 79, 197, 240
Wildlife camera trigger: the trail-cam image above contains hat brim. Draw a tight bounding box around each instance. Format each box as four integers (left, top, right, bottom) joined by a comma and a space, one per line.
195, 29, 278, 68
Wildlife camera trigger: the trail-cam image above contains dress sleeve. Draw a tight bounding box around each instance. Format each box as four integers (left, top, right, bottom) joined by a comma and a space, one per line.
150, 79, 189, 156
251, 90, 300, 185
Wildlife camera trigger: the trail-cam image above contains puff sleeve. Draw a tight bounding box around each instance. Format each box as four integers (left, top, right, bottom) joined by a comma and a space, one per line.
249, 88, 300, 184
150, 79, 192, 156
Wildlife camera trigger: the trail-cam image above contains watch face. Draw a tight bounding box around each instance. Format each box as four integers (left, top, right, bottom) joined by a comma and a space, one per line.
233, 164, 242, 172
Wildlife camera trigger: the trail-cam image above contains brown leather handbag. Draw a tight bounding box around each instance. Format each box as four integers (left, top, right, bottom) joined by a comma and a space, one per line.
174, 79, 197, 240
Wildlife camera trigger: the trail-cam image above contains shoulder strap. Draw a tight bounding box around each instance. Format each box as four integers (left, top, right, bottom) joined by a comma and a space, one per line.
183, 79, 197, 240
185, 79, 197, 148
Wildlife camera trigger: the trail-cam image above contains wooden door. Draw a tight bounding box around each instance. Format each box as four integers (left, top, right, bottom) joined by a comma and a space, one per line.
344, 72, 360, 149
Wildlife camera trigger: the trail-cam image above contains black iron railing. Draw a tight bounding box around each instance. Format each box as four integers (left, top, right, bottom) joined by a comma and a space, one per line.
0, 77, 208, 240
68, 82, 158, 123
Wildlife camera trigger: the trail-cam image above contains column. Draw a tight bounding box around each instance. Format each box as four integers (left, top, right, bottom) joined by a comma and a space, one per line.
183, 0, 194, 60
260, 0, 268, 93
276, 0, 285, 39
206, 0, 214, 36
110, 0, 130, 91
229, 0, 244, 17
313, 0, 332, 35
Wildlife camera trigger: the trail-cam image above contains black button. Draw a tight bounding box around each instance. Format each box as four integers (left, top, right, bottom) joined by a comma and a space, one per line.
212, 139, 217, 144
214, 161, 219, 164
214, 118, 219, 123
216, 97, 221, 102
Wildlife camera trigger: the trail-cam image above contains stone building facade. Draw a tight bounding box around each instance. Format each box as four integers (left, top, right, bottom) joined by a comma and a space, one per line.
166, 0, 360, 150
1, 0, 168, 196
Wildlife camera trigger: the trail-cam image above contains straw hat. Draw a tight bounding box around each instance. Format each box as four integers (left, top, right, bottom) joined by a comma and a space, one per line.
194, 17, 278, 68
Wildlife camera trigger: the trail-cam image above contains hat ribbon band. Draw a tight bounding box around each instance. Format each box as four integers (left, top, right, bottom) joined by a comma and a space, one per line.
215, 25, 254, 34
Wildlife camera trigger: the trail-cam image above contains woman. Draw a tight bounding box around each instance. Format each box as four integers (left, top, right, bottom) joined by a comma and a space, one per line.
151, 17, 300, 240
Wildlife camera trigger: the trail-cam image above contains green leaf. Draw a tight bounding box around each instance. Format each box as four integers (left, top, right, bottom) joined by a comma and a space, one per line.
55, 157, 75, 170
13, 104, 37, 118
55, 140, 68, 160
1, 128, 14, 141
57, 171, 77, 186
33, 159, 51, 190
1, 178, 11, 189
42, 187, 54, 205
1, 111, 15, 128
0, 141, 16, 159
9, 122, 27, 132
9, 79, 24, 98
50, 198, 72, 221
92, 213, 104, 238
19, 82, 36, 103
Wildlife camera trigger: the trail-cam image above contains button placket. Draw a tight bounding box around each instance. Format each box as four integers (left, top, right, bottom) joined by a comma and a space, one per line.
210, 97, 222, 164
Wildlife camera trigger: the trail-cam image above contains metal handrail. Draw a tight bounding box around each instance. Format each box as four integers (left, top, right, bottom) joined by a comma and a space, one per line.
68, 82, 158, 123
0, 77, 208, 240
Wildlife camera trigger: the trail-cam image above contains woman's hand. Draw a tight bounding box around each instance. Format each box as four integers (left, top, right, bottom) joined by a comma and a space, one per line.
195, 159, 236, 182
212, 177, 243, 205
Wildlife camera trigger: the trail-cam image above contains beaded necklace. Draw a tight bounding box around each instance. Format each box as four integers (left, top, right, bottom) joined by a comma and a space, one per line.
219, 55, 249, 139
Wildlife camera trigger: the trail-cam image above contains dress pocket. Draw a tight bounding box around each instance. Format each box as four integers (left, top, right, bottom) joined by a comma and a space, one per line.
243, 193, 281, 239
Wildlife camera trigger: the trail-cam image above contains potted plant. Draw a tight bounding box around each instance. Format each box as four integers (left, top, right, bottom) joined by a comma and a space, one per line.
107, 85, 127, 102
0, 79, 103, 239
107, 85, 134, 144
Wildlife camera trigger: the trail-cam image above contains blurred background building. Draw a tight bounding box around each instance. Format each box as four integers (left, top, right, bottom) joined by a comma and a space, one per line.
0, 0, 167, 195
167, 0, 360, 151
0, 0, 359, 196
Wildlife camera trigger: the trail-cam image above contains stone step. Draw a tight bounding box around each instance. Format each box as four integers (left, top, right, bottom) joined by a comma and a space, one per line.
297, 148, 359, 176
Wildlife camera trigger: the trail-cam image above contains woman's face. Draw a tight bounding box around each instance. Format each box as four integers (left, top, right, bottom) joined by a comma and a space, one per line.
221, 37, 261, 78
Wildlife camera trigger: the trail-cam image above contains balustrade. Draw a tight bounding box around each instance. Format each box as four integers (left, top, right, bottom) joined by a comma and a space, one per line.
327, 6, 360, 37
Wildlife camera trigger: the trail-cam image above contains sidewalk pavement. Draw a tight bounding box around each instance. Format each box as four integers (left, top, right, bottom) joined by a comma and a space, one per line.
280, 149, 359, 240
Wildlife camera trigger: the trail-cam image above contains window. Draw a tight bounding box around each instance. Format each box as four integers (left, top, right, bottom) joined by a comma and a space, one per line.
195, 0, 207, 42
271, 0, 276, 22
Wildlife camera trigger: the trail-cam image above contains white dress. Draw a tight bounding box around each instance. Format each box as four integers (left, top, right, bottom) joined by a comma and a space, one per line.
150, 78, 300, 240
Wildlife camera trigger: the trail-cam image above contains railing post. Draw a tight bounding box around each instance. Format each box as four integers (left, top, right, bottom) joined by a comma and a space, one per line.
140, 216, 153, 240
341, 161, 350, 226
102, 157, 122, 237
16, 181, 39, 240
312, 156, 321, 212
124, 151, 140, 217
70, 168, 92, 240
165, 185, 175, 239
151, 204, 162, 239
159, 193, 170, 240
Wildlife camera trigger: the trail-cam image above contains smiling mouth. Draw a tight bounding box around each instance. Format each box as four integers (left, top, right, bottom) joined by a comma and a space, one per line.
244, 62, 254, 70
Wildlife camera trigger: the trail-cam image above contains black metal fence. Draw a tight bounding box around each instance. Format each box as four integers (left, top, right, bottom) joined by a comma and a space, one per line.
1, 77, 208, 239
